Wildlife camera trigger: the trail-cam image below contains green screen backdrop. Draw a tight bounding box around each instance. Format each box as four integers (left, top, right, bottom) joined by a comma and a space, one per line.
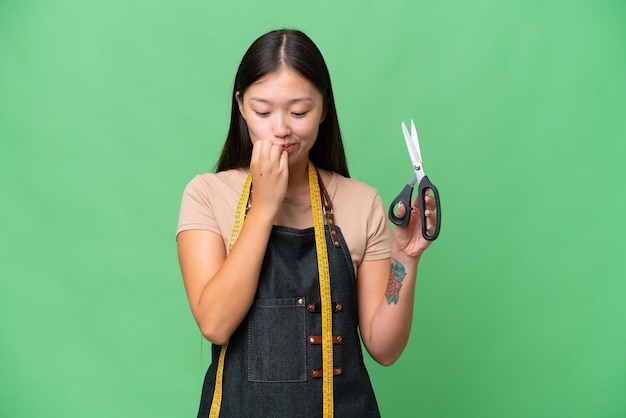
1, 0, 625, 417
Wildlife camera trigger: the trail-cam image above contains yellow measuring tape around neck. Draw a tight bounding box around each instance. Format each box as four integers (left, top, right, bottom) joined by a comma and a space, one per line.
208, 163, 334, 417
208, 174, 251, 418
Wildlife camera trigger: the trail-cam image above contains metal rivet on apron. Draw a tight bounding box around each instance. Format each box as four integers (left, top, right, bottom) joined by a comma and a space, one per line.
335, 303, 343, 312
308, 336, 342, 345
297, 298, 304, 305
310, 368, 343, 378
308, 303, 315, 312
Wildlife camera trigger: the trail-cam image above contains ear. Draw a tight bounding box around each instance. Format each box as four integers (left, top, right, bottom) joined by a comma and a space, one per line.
235, 91, 245, 119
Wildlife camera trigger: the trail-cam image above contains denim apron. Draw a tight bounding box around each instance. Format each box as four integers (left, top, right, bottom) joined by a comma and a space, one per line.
197, 221, 381, 417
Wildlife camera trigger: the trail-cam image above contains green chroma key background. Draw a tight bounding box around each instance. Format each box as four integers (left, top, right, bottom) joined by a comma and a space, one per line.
1, 0, 625, 416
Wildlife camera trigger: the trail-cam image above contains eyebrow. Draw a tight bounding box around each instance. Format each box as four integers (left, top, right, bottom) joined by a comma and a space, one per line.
249, 97, 314, 104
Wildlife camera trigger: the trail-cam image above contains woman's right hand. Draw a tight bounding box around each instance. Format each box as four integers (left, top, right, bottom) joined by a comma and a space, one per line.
178, 140, 289, 345
249, 140, 289, 216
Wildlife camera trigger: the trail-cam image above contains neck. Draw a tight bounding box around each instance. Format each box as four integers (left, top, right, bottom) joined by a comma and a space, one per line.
286, 160, 311, 198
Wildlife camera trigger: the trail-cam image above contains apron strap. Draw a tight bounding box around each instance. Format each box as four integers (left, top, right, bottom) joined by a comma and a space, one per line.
317, 171, 341, 248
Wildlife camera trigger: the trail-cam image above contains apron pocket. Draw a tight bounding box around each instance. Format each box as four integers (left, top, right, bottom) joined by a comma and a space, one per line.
248, 297, 307, 382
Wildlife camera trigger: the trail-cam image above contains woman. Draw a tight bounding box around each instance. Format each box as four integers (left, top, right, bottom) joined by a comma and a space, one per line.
177, 29, 436, 417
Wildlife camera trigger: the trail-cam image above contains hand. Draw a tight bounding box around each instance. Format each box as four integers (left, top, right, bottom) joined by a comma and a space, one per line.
392, 193, 438, 257
249, 140, 289, 216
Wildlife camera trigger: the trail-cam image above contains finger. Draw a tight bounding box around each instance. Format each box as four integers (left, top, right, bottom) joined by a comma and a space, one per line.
423, 209, 438, 231
278, 148, 288, 172
424, 195, 437, 211
250, 140, 263, 167
423, 207, 438, 219
395, 201, 407, 218
410, 195, 421, 210
259, 140, 272, 159
260, 141, 279, 166
268, 142, 283, 165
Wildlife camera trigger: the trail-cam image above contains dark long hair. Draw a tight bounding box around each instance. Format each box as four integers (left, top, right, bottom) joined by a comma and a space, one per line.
215, 29, 349, 177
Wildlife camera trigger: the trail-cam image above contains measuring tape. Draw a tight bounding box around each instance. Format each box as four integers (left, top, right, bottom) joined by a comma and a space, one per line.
308, 161, 335, 418
208, 174, 252, 418
208, 163, 334, 417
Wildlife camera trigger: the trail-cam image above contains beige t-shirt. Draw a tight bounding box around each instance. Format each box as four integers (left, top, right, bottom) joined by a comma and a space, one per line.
176, 168, 392, 274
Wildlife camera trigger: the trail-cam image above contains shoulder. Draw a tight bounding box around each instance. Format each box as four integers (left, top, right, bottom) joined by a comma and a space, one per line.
177, 168, 249, 241
182, 169, 248, 201
185, 169, 248, 192
321, 170, 387, 225
323, 170, 382, 205
320, 170, 391, 266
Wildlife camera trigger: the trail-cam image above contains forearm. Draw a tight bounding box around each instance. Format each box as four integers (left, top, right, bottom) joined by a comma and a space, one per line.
192, 207, 275, 344
364, 251, 420, 365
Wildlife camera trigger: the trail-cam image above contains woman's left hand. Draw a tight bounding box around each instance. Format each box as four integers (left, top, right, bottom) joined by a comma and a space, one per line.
392, 194, 438, 258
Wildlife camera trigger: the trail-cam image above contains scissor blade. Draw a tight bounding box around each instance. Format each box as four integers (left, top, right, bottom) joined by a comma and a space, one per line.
410, 119, 423, 168
402, 121, 423, 173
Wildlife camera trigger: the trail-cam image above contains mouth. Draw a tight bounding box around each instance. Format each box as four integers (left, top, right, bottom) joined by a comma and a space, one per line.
282, 143, 296, 153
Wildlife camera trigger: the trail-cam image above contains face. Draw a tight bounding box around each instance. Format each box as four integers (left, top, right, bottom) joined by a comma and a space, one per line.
236, 68, 326, 169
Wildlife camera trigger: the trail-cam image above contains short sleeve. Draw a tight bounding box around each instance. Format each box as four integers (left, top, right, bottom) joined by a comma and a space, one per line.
176, 175, 220, 238
362, 193, 392, 261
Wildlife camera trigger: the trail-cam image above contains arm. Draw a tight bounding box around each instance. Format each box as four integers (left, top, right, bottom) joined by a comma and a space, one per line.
358, 195, 437, 366
177, 141, 288, 345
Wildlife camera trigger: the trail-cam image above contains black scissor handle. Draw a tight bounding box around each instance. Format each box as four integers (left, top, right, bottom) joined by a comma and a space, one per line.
418, 176, 441, 241
388, 177, 441, 240
388, 184, 414, 227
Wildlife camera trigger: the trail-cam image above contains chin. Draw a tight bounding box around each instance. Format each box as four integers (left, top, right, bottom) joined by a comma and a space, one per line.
287, 154, 307, 167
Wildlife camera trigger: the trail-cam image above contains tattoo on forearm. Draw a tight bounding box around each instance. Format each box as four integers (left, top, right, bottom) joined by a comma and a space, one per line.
386, 259, 407, 305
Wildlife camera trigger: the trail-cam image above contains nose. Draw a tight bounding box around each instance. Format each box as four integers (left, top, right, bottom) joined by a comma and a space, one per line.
272, 114, 290, 138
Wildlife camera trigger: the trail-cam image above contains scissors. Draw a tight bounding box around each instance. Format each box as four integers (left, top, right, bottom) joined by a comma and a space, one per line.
388, 119, 441, 241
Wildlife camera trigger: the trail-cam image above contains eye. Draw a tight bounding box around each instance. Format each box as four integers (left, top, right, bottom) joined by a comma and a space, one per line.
255, 111, 270, 117
292, 112, 308, 118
